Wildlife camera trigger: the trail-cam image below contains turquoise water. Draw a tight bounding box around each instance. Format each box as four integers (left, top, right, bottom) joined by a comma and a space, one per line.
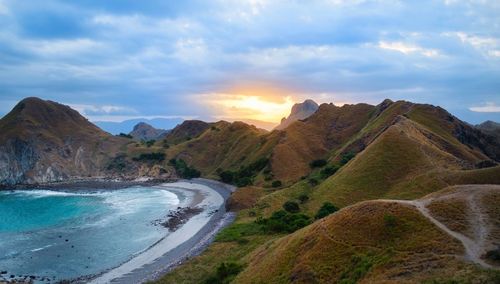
0, 187, 179, 282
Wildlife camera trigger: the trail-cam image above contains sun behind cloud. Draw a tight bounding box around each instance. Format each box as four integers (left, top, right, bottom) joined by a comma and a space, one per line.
198, 91, 296, 123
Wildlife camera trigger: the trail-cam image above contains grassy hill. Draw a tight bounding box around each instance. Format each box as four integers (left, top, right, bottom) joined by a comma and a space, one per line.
235, 187, 500, 283
0, 97, 131, 185
310, 116, 498, 208
157, 186, 500, 284
154, 99, 500, 284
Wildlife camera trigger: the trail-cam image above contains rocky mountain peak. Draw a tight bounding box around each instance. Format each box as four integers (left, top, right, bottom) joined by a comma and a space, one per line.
275, 99, 319, 130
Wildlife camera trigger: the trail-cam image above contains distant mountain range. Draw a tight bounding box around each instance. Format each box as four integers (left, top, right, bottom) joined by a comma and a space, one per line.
94, 117, 183, 135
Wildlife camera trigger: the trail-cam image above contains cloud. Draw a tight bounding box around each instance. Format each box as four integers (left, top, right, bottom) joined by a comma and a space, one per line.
0, 0, 499, 125
469, 102, 500, 113
378, 41, 440, 57
88, 115, 192, 123
445, 32, 500, 58
68, 104, 138, 116
0, 0, 9, 15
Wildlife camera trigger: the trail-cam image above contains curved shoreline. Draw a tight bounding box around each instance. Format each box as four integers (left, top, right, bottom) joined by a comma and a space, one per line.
87, 178, 235, 284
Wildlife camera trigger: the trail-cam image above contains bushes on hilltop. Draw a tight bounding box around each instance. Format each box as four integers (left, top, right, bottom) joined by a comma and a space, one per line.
218, 158, 269, 187
257, 210, 311, 233
169, 158, 201, 179
315, 202, 338, 219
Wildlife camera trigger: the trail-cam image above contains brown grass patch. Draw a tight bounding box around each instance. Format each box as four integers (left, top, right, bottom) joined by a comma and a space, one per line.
427, 198, 473, 239
226, 186, 265, 211
235, 201, 470, 284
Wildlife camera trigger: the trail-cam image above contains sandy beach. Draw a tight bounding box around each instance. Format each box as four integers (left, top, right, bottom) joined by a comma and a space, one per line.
88, 178, 235, 284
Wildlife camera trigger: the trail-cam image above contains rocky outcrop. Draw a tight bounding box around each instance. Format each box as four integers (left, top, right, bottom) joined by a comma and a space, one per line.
275, 99, 319, 130
0, 138, 38, 185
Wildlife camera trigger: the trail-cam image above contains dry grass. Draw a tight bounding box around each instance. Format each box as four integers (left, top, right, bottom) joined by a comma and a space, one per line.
307, 117, 500, 212
166, 121, 274, 180
226, 186, 266, 212
154, 234, 276, 284
427, 199, 473, 238
234, 201, 496, 284
407, 104, 489, 163
271, 103, 374, 182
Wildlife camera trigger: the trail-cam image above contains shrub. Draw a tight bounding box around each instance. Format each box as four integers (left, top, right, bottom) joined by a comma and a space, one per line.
271, 180, 282, 188
308, 178, 319, 186
340, 152, 356, 165
485, 247, 500, 262
236, 177, 252, 187
144, 139, 156, 147
169, 158, 201, 179
204, 262, 243, 284
310, 159, 327, 168
218, 158, 269, 187
219, 171, 236, 184
257, 210, 311, 233
320, 165, 339, 178
384, 214, 397, 227
107, 154, 127, 171
298, 194, 309, 204
315, 202, 338, 219
118, 133, 133, 139
132, 152, 165, 162
162, 140, 169, 149
283, 201, 300, 213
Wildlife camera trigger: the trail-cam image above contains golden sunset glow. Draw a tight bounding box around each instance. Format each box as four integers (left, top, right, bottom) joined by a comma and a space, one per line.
200, 93, 295, 123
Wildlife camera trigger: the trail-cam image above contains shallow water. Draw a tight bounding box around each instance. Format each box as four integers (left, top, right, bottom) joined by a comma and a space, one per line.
0, 186, 180, 282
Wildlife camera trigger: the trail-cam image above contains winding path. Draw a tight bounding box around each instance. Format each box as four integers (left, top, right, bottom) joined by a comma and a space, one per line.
378, 185, 499, 270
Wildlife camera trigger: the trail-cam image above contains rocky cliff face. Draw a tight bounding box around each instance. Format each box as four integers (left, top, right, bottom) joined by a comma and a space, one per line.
275, 99, 319, 130
129, 122, 169, 141
0, 97, 129, 186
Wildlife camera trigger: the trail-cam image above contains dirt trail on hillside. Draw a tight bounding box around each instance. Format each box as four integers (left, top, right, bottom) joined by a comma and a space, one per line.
379, 185, 500, 270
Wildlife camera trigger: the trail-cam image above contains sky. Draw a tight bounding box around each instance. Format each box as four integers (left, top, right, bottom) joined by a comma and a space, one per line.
0, 0, 499, 126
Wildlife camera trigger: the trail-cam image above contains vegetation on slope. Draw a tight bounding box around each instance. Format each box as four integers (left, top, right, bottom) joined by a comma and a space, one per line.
152, 99, 500, 284
235, 201, 499, 283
